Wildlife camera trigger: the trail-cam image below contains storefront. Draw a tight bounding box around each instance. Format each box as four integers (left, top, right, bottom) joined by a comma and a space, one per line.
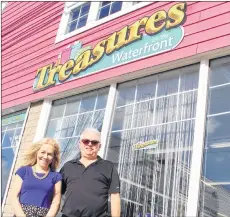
2, 2, 230, 217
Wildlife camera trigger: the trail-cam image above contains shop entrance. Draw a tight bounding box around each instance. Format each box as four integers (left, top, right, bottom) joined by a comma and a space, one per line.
106, 64, 199, 217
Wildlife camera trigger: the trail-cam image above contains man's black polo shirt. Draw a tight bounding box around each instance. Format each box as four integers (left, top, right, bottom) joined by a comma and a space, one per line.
60, 156, 120, 217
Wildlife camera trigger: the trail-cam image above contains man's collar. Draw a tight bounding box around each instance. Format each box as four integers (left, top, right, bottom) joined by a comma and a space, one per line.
71, 155, 102, 164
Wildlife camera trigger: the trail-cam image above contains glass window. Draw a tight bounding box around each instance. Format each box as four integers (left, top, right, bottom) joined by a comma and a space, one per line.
74, 112, 94, 136
1, 110, 27, 200
2, 148, 14, 200
80, 95, 96, 113
132, 100, 155, 127
98, 1, 122, 20
2, 130, 15, 148
116, 81, 136, 107
157, 74, 179, 97
209, 56, 230, 87
65, 96, 80, 116
66, 3, 91, 33
92, 110, 105, 130
155, 95, 177, 124
178, 91, 197, 120
96, 89, 108, 110
200, 56, 230, 217
60, 116, 78, 138
112, 105, 133, 131
106, 65, 199, 217
59, 138, 80, 164
45, 88, 109, 169
50, 99, 65, 119
46, 119, 63, 138
136, 76, 156, 102
209, 85, 230, 115
180, 65, 199, 91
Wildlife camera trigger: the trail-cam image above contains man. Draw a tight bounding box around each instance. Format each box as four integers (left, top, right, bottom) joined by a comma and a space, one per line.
60, 128, 121, 217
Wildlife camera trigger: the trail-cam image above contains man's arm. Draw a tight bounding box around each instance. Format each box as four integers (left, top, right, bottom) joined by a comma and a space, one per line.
111, 193, 121, 217
109, 165, 121, 217
60, 164, 67, 195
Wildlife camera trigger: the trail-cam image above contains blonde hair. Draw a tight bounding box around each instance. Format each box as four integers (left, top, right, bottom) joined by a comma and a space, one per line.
22, 138, 60, 171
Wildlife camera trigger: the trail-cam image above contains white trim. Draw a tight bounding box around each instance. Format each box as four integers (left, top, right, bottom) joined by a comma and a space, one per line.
55, 1, 152, 44
87, 2, 100, 25
186, 60, 210, 217
205, 182, 230, 186
208, 110, 230, 118
65, 2, 85, 10
33, 100, 52, 142
130, 81, 138, 128
99, 83, 117, 158
111, 117, 196, 133
49, 107, 105, 122
210, 81, 230, 89
1, 105, 30, 214
1, 2, 7, 11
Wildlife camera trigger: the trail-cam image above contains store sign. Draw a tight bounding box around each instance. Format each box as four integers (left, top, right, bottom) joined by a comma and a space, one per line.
2, 112, 26, 126
33, 2, 187, 91
133, 140, 158, 151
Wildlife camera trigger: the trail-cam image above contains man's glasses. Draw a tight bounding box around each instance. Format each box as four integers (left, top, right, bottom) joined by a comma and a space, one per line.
81, 139, 100, 146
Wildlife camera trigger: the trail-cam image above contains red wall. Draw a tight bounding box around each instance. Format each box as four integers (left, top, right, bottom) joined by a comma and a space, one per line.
2, 2, 230, 110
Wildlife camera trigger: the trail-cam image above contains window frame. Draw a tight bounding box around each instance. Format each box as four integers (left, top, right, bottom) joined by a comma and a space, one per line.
55, 1, 152, 43
97, 1, 123, 20
1, 106, 30, 209
66, 2, 91, 34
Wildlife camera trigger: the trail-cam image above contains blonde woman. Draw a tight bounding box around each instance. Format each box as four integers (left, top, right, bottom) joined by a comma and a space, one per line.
12, 138, 62, 217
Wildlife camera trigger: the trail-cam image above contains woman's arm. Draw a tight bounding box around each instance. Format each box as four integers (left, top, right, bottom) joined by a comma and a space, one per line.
45, 181, 62, 217
11, 175, 26, 217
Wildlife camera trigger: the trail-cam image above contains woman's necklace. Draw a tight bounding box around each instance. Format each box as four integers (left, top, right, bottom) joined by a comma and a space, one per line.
32, 166, 50, 180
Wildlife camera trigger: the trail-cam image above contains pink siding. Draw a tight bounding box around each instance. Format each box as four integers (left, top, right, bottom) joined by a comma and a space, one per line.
2, 2, 230, 110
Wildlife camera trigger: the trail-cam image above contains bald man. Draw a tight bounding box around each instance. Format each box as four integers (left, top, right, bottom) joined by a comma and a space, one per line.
60, 128, 121, 217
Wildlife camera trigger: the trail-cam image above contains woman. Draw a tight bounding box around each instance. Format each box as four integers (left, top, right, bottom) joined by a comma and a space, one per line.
12, 138, 62, 217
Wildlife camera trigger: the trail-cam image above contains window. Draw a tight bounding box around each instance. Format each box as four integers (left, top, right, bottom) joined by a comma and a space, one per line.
56, 2, 152, 43
45, 88, 109, 169
98, 2, 122, 20
106, 64, 200, 216
66, 2, 91, 33
199, 56, 230, 217
1, 110, 27, 200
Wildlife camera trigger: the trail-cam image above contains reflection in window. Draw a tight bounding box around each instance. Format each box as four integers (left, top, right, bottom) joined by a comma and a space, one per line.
106, 64, 199, 217
98, 2, 122, 20
209, 85, 230, 115
66, 3, 91, 33
45, 88, 109, 169
1, 110, 26, 200
200, 56, 230, 217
